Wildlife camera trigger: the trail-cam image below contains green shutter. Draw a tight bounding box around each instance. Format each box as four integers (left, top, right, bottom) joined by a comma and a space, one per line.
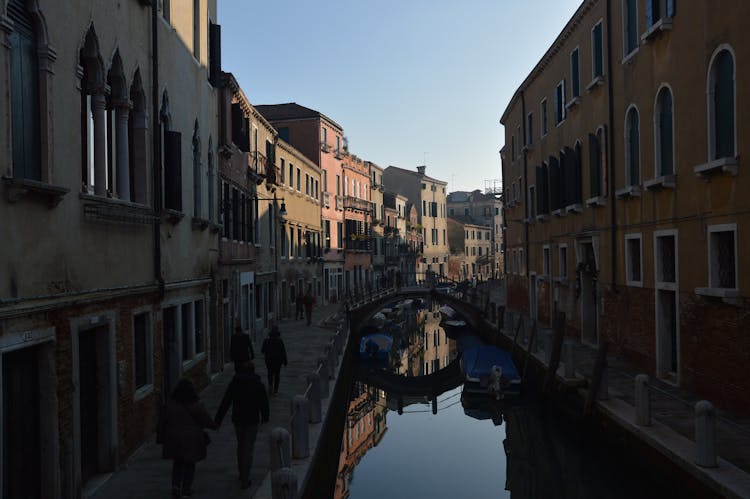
594, 23, 603, 77
10, 29, 41, 180
667, 0, 676, 17
628, 111, 640, 185
659, 90, 674, 175
715, 51, 735, 159
645, 0, 654, 27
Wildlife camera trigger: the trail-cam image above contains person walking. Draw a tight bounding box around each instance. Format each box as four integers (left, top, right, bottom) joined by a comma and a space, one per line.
214, 361, 269, 490
157, 378, 217, 498
261, 322, 288, 394
303, 288, 315, 326
230, 326, 254, 371
295, 290, 304, 320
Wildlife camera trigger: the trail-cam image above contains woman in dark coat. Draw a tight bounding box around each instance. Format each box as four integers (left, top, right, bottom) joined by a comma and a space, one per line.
261, 323, 288, 394
157, 378, 216, 498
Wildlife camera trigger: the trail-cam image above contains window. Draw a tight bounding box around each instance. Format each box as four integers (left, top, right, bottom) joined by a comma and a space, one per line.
708, 225, 737, 289
527, 113, 534, 145
592, 21, 604, 79
655, 87, 674, 176
321, 127, 327, 146
623, 0, 638, 56
559, 245, 568, 279
647, 0, 676, 28
280, 158, 285, 183
554, 80, 566, 124
192, 121, 203, 218
478, 247, 482, 256
655, 233, 676, 284
588, 128, 605, 198
193, 0, 200, 59
517, 125, 522, 152
132, 311, 153, 394
625, 234, 643, 286
511, 135, 515, 160
296, 168, 301, 191
208, 21, 221, 87
708, 48, 736, 160
543, 245, 551, 276
305, 174, 310, 195
541, 99, 548, 136
626, 107, 641, 186
9, 0, 41, 181
570, 48, 580, 98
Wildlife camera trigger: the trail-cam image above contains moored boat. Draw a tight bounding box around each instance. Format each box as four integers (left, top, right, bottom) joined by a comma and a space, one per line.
460, 345, 521, 399
359, 334, 393, 361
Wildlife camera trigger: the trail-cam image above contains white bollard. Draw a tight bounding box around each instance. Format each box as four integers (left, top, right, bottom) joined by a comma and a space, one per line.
271, 468, 298, 499
306, 372, 322, 423
318, 357, 330, 397
563, 341, 575, 378
695, 400, 717, 468
269, 427, 291, 471
291, 395, 310, 459
634, 374, 651, 426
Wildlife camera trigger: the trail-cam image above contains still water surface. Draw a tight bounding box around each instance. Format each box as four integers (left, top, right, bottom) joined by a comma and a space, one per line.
331, 297, 688, 499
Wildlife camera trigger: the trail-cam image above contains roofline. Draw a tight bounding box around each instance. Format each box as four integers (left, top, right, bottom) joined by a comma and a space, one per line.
255, 103, 344, 132
500, 0, 597, 124
384, 165, 448, 185
277, 138, 320, 175
222, 72, 277, 135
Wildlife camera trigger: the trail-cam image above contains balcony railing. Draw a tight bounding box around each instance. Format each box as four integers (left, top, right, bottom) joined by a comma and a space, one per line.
321, 142, 331, 153
265, 157, 279, 185
323, 192, 331, 208
248, 150, 266, 178
343, 195, 371, 213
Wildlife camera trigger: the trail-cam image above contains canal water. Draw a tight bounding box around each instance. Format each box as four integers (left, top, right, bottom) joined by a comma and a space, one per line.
330, 296, 700, 499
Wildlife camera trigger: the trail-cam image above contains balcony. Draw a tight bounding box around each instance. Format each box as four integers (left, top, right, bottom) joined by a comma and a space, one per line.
321, 142, 331, 153
335, 195, 344, 211
264, 157, 279, 186
323, 192, 331, 208
343, 195, 371, 213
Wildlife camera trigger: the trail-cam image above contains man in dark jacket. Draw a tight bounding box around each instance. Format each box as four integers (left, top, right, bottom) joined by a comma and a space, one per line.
261, 322, 288, 394
214, 361, 269, 489
230, 326, 254, 371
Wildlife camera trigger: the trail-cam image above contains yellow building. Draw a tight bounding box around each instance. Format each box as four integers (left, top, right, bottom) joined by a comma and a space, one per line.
501, 0, 750, 414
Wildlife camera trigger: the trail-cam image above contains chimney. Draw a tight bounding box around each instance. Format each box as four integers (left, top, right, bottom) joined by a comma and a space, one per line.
416, 165, 426, 175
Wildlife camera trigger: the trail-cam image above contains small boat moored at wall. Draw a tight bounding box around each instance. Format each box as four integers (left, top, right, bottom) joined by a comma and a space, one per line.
460, 345, 521, 399
359, 334, 394, 361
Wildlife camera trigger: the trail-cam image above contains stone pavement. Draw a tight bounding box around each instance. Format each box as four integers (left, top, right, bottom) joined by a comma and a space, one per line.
90, 303, 343, 499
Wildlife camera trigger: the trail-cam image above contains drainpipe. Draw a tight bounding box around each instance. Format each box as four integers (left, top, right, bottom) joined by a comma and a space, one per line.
520, 91, 529, 277
605, 0, 617, 289
151, 3, 164, 298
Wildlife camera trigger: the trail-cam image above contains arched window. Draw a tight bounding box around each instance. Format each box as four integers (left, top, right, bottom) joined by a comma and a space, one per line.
161, 91, 182, 211
574, 141, 583, 204
655, 87, 674, 176
192, 120, 202, 219
107, 52, 129, 199
8, 0, 40, 180
625, 107, 640, 186
80, 27, 106, 195
708, 48, 735, 160
129, 70, 149, 204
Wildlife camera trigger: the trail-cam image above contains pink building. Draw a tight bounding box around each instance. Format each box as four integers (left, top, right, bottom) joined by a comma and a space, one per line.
255, 103, 345, 303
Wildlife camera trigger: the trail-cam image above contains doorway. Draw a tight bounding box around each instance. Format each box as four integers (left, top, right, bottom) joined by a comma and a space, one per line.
3, 346, 41, 499
655, 231, 679, 382
579, 242, 599, 345
76, 323, 115, 488
162, 307, 180, 399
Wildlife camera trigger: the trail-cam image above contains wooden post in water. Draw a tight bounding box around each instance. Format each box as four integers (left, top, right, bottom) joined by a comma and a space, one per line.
509, 313, 524, 358
584, 341, 609, 416
543, 312, 566, 393
521, 320, 537, 381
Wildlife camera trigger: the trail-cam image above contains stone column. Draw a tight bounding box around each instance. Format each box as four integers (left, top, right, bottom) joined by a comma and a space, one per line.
115, 101, 131, 201
91, 91, 108, 196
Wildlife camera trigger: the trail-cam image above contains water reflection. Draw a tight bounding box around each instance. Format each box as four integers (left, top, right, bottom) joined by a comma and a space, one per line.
334, 298, 682, 499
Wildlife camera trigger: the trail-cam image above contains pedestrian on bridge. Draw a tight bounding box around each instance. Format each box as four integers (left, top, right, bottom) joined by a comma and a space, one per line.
214, 361, 269, 490
261, 321, 287, 394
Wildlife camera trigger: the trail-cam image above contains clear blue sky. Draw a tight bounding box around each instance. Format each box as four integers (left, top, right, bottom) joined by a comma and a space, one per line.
218, 1, 582, 193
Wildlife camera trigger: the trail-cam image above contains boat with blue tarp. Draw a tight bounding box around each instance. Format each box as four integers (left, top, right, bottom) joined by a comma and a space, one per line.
460, 345, 522, 399
359, 334, 394, 361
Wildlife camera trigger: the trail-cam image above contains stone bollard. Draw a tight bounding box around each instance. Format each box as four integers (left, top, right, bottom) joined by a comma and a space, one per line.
597, 361, 609, 400
695, 400, 717, 468
318, 357, 330, 397
306, 373, 322, 423
269, 428, 291, 471
291, 395, 310, 459
327, 342, 337, 373
634, 374, 651, 426
271, 468, 298, 499
563, 341, 575, 378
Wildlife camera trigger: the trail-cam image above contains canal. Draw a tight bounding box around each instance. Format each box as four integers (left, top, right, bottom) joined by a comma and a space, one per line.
326, 296, 706, 499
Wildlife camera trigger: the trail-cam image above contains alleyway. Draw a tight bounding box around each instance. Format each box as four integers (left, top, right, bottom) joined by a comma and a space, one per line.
89, 304, 343, 499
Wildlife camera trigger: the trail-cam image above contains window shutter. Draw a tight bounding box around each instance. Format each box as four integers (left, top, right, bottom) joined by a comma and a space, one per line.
667, 0, 675, 17
553, 89, 559, 123
535, 166, 543, 214
593, 24, 603, 77
659, 90, 674, 175
571, 50, 580, 97
231, 103, 249, 151
549, 156, 560, 211
164, 130, 182, 211
209, 22, 221, 87
715, 51, 735, 159
588, 133, 600, 197
645, 0, 654, 27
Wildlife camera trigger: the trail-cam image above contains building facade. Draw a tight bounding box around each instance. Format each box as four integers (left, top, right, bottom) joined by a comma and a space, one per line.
369, 162, 386, 288
447, 218, 493, 281
0, 0, 221, 496
447, 190, 504, 278
501, 0, 750, 414
383, 165, 449, 281
255, 103, 343, 304
341, 153, 373, 296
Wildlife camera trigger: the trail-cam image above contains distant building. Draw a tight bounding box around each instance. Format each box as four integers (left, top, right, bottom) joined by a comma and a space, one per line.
447, 218, 493, 281
500, 0, 750, 414
383, 165, 449, 280
255, 103, 342, 303
447, 190, 503, 278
